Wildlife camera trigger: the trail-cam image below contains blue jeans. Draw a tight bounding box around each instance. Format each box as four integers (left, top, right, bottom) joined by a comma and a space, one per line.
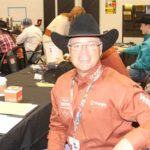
128, 68, 147, 83
65, 144, 70, 150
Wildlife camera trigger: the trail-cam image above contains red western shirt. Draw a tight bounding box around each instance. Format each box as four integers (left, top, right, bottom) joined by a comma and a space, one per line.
48, 62, 150, 150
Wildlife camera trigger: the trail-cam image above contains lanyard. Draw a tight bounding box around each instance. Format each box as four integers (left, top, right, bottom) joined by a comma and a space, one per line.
70, 66, 103, 137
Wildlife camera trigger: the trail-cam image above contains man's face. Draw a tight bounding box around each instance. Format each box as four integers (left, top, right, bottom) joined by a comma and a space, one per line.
68, 37, 102, 77
140, 23, 150, 34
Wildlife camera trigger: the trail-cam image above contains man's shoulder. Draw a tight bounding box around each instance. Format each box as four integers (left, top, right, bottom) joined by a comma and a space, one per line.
25, 25, 42, 35
56, 69, 75, 83
103, 66, 135, 87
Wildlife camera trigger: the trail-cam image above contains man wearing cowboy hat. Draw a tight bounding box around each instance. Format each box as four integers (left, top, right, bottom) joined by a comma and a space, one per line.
47, 13, 150, 150
118, 14, 150, 84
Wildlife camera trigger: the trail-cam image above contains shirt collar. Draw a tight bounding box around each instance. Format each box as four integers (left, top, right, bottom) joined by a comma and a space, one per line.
74, 61, 102, 85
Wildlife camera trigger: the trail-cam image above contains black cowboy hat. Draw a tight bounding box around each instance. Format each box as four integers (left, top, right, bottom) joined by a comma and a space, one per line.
51, 13, 119, 54
136, 14, 150, 24
0, 20, 8, 31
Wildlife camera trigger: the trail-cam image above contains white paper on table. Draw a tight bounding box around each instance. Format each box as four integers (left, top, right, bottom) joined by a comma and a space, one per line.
0, 101, 38, 116
0, 114, 23, 134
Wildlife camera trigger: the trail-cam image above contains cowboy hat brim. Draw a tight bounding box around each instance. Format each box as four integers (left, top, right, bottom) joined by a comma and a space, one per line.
0, 27, 8, 31
51, 29, 119, 54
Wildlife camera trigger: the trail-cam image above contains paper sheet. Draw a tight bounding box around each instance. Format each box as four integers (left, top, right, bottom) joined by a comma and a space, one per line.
36, 81, 54, 87
0, 114, 23, 134
0, 102, 38, 116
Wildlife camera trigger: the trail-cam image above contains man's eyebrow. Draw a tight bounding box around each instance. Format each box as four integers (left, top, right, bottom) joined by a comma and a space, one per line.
70, 41, 101, 44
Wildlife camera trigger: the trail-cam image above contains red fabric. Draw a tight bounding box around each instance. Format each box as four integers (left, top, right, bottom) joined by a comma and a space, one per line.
102, 47, 130, 77
0, 33, 16, 53
48, 62, 150, 149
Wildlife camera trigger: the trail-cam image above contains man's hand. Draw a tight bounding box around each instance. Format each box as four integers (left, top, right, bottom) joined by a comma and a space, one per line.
114, 46, 125, 53
113, 138, 134, 150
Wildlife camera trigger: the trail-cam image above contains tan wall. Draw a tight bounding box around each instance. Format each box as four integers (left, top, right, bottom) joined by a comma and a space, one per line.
100, 0, 150, 43
0, 0, 43, 30
0, 0, 150, 43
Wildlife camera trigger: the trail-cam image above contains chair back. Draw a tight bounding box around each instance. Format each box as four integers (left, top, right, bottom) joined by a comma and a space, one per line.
28, 42, 44, 64
0, 53, 8, 75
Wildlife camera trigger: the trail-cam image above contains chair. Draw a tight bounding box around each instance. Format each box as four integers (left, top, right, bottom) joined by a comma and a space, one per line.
28, 42, 45, 64
101, 47, 130, 77
1, 46, 28, 74
0, 53, 8, 75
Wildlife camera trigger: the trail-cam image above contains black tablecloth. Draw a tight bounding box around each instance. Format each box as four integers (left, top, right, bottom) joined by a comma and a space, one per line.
120, 52, 137, 67
0, 67, 52, 150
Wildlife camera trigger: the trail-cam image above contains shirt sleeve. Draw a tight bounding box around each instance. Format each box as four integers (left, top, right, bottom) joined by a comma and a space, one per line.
119, 84, 150, 149
16, 30, 28, 45
125, 44, 141, 55
130, 42, 150, 70
47, 87, 68, 150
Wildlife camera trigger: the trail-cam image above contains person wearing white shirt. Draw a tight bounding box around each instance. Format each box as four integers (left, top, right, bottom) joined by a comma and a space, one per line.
42, 6, 86, 65
16, 18, 43, 60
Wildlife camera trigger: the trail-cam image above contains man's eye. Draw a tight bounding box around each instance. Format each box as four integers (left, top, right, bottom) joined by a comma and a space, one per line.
74, 44, 81, 48
89, 43, 96, 47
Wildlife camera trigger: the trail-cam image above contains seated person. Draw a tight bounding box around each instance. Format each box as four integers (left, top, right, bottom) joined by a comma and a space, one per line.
48, 13, 150, 150
0, 20, 16, 57
16, 18, 43, 60
42, 6, 86, 65
118, 14, 150, 83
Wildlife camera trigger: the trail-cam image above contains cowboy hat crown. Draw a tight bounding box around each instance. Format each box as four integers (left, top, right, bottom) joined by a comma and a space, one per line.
0, 20, 8, 31
136, 14, 150, 24
51, 13, 119, 54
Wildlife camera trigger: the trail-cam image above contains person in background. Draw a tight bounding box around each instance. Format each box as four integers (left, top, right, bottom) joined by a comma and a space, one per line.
42, 6, 86, 65
0, 20, 16, 57
47, 13, 150, 150
16, 18, 43, 60
118, 14, 150, 83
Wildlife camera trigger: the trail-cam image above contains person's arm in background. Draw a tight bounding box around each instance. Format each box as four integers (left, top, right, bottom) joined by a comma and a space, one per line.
47, 86, 68, 150
117, 44, 141, 55
124, 44, 141, 55
130, 41, 150, 70
16, 29, 27, 45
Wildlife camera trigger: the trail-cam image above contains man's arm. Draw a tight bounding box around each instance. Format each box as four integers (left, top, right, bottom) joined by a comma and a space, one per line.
47, 88, 68, 150
114, 85, 150, 150
16, 30, 27, 45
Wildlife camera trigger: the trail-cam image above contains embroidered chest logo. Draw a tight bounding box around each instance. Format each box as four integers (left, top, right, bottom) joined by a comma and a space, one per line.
60, 97, 71, 109
60, 97, 72, 119
90, 100, 107, 108
139, 93, 150, 107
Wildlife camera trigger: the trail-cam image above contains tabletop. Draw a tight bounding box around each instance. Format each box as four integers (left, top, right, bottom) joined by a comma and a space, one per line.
0, 67, 52, 150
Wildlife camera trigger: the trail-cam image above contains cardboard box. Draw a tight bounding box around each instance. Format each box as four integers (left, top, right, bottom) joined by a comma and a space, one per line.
4, 86, 23, 102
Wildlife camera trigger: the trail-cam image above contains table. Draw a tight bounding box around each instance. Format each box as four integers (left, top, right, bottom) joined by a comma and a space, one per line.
120, 52, 137, 67
0, 67, 52, 150
115, 43, 137, 67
